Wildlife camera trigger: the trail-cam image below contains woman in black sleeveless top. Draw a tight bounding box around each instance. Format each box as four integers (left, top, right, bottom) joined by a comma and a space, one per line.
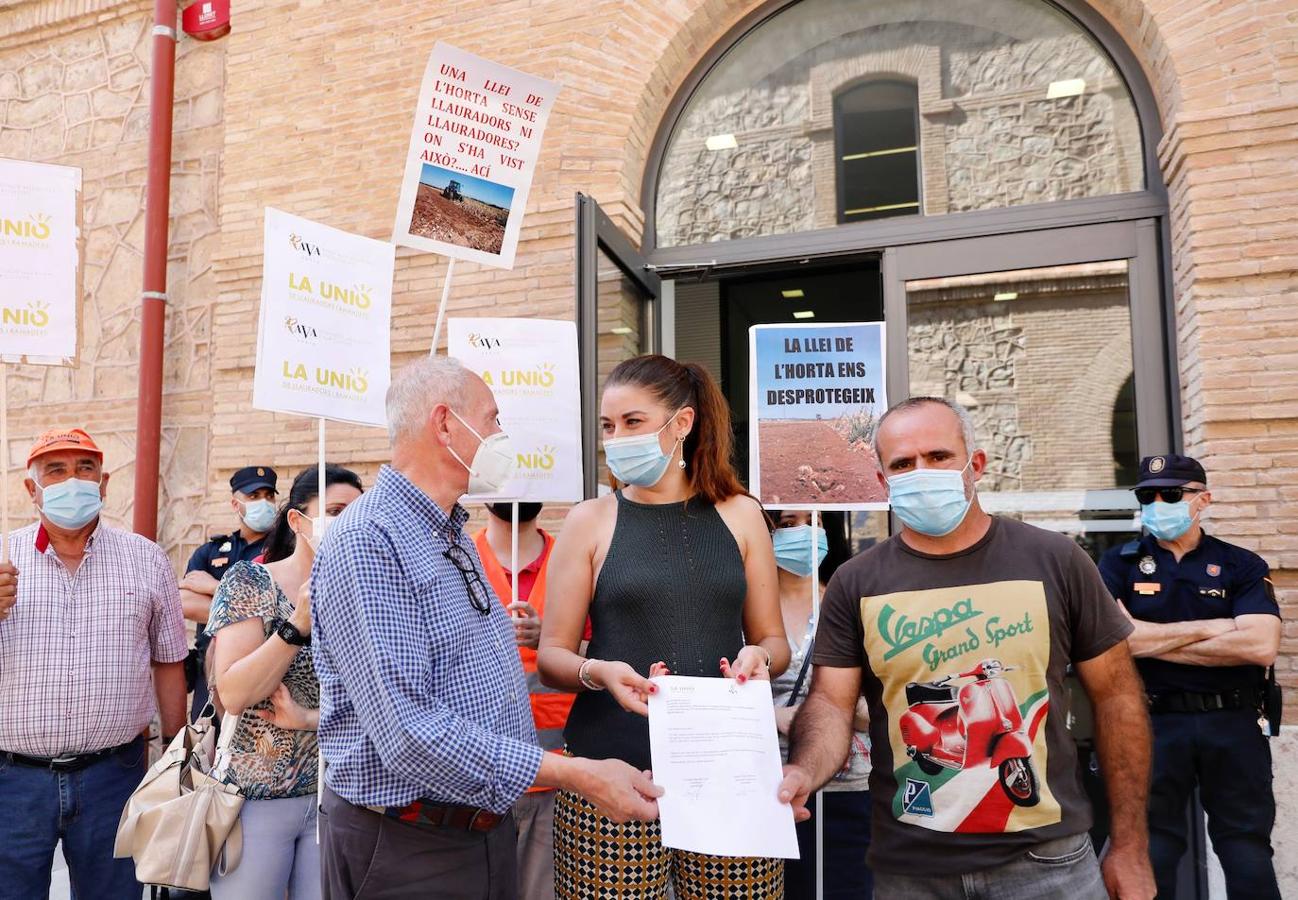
539, 355, 789, 899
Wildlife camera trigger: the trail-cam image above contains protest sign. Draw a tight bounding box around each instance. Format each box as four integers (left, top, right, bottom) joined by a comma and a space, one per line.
253, 208, 394, 429
392, 43, 560, 270
449, 317, 582, 503
0, 158, 81, 364
748, 322, 888, 509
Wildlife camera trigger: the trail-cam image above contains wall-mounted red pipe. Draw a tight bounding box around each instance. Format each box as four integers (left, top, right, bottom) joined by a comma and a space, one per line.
132, 0, 177, 541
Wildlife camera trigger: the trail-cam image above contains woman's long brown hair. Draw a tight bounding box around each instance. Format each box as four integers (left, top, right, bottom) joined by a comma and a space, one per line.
604, 355, 749, 505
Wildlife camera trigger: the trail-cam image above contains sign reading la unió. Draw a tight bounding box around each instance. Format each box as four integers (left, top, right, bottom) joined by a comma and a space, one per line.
253, 208, 394, 428
392, 43, 560, 269
449, 317, 582, 503
0, 158, 81, 364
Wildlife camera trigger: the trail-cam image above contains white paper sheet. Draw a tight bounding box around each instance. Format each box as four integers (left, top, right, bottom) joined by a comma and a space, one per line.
647, 675, 800, 859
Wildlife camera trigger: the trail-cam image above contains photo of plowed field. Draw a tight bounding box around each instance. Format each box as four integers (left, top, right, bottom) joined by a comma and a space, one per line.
757, 418, 886, 506
408, 164, 514, 255
409, 183, 509, 254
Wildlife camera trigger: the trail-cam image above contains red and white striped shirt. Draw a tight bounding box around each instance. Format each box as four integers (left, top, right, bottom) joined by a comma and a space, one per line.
0, 520, 188, 756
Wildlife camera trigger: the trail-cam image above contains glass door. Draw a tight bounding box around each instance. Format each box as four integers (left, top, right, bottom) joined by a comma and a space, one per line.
575, 193, 662, 498
885, 219, 1171, 560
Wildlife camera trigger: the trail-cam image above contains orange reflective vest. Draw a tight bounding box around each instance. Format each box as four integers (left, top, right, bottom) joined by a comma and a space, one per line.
472, 529, 576, 760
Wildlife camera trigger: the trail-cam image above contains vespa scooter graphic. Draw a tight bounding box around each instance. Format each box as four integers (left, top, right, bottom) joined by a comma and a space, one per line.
898, 658, 1040, 807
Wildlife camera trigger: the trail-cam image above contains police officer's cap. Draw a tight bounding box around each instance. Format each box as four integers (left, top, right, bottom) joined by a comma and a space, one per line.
1135, 454, 1206, 489
230, 466, 278, 495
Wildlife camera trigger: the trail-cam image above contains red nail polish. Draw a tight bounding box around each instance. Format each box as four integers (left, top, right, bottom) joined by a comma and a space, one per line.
738, 674, 747, 684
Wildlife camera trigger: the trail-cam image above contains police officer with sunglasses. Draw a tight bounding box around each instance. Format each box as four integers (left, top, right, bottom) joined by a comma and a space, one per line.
1098, 454, 1281, 899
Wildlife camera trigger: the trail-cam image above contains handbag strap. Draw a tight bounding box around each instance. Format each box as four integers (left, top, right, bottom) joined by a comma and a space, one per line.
216, 816, 243, 875
212, 713, 241, 779
785, 638, 815, 707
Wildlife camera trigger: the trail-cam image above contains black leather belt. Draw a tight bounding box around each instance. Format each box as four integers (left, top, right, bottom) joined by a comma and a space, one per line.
2, 735, 143, 773
1147, 689, 1259, 715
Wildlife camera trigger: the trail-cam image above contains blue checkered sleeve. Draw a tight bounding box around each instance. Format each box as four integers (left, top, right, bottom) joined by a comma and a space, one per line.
314, 523, 543, 812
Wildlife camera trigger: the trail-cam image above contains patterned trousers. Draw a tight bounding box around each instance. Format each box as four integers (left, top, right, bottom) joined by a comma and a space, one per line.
554, 790, 784, 899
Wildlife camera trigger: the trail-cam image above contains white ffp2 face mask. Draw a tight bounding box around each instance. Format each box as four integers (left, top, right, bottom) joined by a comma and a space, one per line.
240, 498, 276, 532
448, 409, 516, 495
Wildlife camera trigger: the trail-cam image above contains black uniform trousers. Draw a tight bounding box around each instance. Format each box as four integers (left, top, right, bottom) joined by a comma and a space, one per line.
1149, 707, 1279, 899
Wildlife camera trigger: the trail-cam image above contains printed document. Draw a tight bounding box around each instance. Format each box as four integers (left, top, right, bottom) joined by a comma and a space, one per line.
647, 675, 799, 858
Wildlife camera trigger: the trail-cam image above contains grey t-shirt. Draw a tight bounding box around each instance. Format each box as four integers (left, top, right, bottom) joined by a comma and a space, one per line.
813, 516, 1132, 875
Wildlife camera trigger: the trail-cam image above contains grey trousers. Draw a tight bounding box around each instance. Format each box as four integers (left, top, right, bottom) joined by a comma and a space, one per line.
320, 786, 518, 900
873, 833, 1106, 900
512, 791, 556, 900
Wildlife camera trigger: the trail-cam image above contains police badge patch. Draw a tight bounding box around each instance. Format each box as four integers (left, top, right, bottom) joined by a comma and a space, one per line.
1139, 556, 1157, 575
1149, 457, 1166, 473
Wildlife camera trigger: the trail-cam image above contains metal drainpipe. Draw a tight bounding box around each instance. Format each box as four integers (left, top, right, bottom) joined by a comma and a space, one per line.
132, 0, 178, 541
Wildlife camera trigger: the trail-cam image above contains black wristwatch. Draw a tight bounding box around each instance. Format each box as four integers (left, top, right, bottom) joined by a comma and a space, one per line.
274, 618, 310, 647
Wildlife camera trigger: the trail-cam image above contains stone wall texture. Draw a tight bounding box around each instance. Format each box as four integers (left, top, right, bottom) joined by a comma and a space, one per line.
908, 263, 1134, 496
655, 7, 1144, 246
1, 0, 224, 566
3, 0, 1298, 888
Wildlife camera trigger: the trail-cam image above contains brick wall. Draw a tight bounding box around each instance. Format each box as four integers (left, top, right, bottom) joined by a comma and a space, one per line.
1, 0, 224, 567
4, 0, 1295, 726
4, 0, 1298, 887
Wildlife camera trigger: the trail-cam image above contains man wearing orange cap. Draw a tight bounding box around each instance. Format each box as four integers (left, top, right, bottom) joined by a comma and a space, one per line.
0, 428, 189, 900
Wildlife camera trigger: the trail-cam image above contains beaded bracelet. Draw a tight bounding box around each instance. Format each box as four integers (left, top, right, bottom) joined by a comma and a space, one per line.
578, 657, 604, 691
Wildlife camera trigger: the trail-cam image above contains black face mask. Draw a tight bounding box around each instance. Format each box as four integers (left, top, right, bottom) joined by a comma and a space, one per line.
487, 502, 542, 523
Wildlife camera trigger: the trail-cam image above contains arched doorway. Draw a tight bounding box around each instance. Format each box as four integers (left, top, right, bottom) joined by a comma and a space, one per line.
578, 0, 1173, 558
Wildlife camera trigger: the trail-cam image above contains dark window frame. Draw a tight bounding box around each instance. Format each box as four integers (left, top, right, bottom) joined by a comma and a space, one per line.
833, 78, 923, 225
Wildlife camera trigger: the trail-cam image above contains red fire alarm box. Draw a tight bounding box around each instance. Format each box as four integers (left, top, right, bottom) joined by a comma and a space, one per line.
182, 0, 231, 41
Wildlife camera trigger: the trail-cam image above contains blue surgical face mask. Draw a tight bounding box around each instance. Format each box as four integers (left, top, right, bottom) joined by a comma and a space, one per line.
887, 459, 974, 537
603, 410, 682, 487
1141, 500, 1196, 541
37, 477, 103, 530
240, 498, 277, 533
773, 525, 828, 577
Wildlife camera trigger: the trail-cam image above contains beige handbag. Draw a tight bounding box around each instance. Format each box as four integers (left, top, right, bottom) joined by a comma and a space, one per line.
114, 707, 245, 891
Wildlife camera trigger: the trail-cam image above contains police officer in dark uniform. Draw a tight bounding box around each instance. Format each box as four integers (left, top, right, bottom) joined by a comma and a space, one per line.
1098, 454, 1281, 899
180, 466, 278, 717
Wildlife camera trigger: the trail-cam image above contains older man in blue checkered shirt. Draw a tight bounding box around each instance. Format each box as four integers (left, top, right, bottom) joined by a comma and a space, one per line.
313, 356, 661, 899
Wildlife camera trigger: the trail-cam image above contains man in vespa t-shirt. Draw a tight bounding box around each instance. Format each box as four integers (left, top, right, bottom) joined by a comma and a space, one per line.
780, 397, 1155, 900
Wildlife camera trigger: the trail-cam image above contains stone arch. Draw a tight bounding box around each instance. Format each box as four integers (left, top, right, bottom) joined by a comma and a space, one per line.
622, 0, 1179, 232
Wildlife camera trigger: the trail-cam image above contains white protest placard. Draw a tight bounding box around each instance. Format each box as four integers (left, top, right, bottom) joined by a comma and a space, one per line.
449, 317, 582, 502
0, 158, 81, 364
393, 43, 560, 270
253, 208, 394, 428
749, 322, 889, 510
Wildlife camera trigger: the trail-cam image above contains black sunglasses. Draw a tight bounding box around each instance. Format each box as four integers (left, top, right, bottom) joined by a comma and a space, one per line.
1135, 486, 1203, 505
442, 543, 492, 616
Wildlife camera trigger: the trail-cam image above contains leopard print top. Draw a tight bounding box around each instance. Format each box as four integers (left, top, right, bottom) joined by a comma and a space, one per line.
205, 562, 319, 800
